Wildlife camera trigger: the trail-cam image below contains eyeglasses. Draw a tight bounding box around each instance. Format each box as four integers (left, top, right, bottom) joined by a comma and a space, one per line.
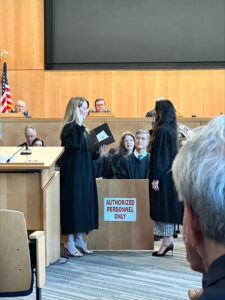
135, 137, 148, 141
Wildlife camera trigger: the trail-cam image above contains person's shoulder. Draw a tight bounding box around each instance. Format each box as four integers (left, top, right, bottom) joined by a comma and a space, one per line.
145, 152, 151, 159
146, 109, 154, 117
159, 123, 175, 134
105, 109, 111, 113
24, 110, 31, 118
123, 153, 135, 162
156, 124, 168, 136
62, 122, 76, 133
18, 142, 27, 147
88, 108, 96, 113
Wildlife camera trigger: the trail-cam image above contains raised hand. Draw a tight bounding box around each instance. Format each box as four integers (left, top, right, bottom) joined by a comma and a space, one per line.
152, 180, 159, 191
76, 107, 83, 126
98, 144, 106, 153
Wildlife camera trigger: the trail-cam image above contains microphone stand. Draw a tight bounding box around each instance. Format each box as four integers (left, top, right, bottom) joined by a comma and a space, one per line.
20, 144, 32, 161
7, 145, 26, 163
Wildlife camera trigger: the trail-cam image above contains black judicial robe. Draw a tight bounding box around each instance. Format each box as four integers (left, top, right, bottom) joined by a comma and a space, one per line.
102, 152, 120, 178
149, 122, 183, 224
117, 153, 150, 179
93, 155, 104, 178
60, 122, 99, 234
200, 254, 225, 300
93, 149, 117, 178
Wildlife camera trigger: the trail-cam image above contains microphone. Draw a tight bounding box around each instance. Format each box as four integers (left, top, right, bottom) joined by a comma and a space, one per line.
7, 145, 26, 163
20, 144, 32, 155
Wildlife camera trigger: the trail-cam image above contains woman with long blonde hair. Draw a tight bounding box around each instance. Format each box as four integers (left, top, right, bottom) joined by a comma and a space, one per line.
60, 96, 102, 256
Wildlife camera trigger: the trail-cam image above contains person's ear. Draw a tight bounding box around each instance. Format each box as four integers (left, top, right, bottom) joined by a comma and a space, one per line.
189, 206, 204, 248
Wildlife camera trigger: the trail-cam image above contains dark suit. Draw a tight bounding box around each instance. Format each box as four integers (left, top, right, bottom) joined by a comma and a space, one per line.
199, 254, 225, 300
11, 109, 31, 118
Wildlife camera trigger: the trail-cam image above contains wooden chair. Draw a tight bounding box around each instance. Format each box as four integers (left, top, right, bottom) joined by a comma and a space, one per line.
0, 209, 45, 299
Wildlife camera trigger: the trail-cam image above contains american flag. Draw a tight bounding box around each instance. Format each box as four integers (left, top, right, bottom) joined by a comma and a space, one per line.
0, 61, 13, 113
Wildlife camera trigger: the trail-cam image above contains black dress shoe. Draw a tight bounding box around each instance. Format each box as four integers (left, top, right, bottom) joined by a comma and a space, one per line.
152, 242, 174, 257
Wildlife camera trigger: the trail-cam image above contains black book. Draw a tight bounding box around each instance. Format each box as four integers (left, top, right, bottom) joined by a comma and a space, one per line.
88, 123, 115, 153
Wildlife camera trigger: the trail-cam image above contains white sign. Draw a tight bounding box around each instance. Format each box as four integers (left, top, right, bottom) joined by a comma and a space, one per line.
104, 198, 136, 222
96, 130, 108, 142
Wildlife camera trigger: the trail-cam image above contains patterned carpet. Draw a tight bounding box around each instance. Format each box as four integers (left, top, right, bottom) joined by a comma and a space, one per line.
8, 236, 202, 300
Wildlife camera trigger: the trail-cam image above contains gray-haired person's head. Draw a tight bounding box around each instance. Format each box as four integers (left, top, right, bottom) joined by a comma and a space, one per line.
172, 115, 225, 244
135, 129, 150, 140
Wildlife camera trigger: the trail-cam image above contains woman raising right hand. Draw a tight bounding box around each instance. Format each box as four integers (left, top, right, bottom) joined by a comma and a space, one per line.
60, 96, 99, 257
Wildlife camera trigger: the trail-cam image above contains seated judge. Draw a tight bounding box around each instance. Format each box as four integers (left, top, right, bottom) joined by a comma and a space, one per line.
172, 115, 225, 300
19, 125, 37, 146
117, 130, 150, 179
11, 100, 31, 118
88, 98, 111, 114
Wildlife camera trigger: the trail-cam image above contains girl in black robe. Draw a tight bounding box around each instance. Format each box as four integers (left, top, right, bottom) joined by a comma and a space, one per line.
105, 132, 135, 178
60, 97, 103, 256
149, 99, 183, 256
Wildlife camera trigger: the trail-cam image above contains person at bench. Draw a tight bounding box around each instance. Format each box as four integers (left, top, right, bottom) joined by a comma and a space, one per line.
11, 100, 31, 118
32, 138, 45, 147
19, 125, 37, 146
117, 130, 150, 179
88, 98, 111, 114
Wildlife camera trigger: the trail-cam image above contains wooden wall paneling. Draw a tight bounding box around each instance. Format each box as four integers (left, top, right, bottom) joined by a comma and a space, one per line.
45, 71, 68, 118
202, 70, 225, 117
89, 71, 113, 110
138, 71, 180, 117
45, 71, 96, 118
0, 173, 42, 229
0, 0, 44, 70
8, 70, 45, 118
160, 71, 181, 114
112, 71, 139, 117
180, 70, 204, 117
138, 71, 159, 117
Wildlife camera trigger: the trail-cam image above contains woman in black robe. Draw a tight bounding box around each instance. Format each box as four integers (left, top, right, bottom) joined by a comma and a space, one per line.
105, 132, 135, 178
149, 99, 183, 256
60, 96, 102, 256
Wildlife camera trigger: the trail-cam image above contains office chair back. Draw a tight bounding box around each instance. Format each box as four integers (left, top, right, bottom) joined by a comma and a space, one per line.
0, 209, 33, 296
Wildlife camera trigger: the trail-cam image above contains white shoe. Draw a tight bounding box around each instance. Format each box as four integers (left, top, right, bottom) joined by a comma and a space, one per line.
74, 238, 93, 254
64, 241, 83, 257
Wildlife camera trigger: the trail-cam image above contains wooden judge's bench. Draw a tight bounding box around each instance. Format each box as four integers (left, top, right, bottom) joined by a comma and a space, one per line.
0, 114, 210, 147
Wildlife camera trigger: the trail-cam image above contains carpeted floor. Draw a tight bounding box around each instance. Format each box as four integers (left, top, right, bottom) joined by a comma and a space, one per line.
7, 236, 202, 300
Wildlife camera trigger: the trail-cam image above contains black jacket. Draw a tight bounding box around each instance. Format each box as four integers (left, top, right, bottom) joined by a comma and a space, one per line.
149, 122, 183, 224
199, 254, 225, 300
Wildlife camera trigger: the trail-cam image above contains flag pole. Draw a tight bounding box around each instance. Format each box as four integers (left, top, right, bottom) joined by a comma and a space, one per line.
0, 49, 13, 113
1, 50, 8, 62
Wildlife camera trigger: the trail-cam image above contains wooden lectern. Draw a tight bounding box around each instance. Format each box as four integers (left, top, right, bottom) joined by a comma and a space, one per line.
0, 147, 64, 266
87, 179, 154, 250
